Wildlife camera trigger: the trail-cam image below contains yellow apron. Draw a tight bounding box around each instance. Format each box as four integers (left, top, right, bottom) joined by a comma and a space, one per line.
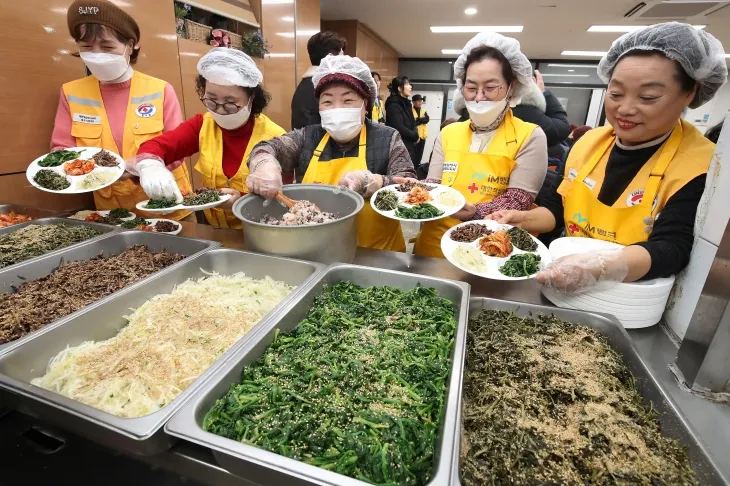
63, 72, 192, 220
194, 113, 285, 229
559, 120, 714, 245
414, 112, 536, 258
301, 127, 406, 252
413, 107, 428, 139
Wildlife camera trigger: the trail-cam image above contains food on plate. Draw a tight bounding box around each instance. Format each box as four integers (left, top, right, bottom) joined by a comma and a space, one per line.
395, 181, 435, 192
373, 189, 399, 211
63, 159, 95, 176
462, 309, 698, 485
32, 272, 294, 418
395, 202, 444, 219
203, 282, 456, 485
68, 210, 96, 220
153, 220, 179, 233
95, 216, 122, 226
145, 198, 178, 209
0, 211, 32, 228
478, 230, 513, 257
120, 217, 150, 229
38, 149, 81, 167
450, 223, 492, 243
182, 187, 221, 206
78, 171, 116, 190
506, 226, 538, 252
261, 200, 338, 226
0, 246, 183, 345
403, 186, 433, 204
0, 224, 100, 268
452, 245, 487, 273
83, 212, 103, 222
437, 191, 461, 207
92, 149, 119, 167
34, 169, 71, 191
109, 208, 132, 219
498, 253, 541, 277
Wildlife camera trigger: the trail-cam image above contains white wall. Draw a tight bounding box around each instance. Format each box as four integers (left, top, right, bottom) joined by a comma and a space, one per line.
683, 82, 730, 133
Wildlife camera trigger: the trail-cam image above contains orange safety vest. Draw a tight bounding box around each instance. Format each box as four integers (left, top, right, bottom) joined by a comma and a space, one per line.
558, 119, 714, 245
62, 72, 192, 220
194, 112, 285, 229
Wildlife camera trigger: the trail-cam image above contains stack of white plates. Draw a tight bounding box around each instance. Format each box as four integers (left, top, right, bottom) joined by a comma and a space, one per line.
542, 238, 674, 329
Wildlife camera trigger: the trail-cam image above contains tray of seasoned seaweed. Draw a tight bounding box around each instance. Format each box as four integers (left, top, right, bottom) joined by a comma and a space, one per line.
165, 263, 470, 486
452, 297, 728, 486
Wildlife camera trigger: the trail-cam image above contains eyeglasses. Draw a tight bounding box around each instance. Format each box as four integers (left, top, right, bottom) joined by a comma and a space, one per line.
200, 97, 244, 115
463, 85, 505, 98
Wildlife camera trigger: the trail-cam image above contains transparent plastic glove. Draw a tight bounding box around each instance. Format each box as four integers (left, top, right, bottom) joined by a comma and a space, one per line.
137, 159, 183, 203
218, 188, 241, 210
246, 159, 282, 200
338, 170, 383, 198
536, 249, 629, 294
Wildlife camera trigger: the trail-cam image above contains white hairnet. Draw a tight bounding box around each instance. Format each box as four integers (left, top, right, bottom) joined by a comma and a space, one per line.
313, 54, 378, 102
598, 22, 727, 108
454, 32, 533, 103
197, 47, 263, 88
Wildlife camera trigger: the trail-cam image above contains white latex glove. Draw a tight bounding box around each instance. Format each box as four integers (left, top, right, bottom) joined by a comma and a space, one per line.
246, 158, 282, 200
338, 170, 383, 198
137, 159, 183, 203
536, 249, 629, 294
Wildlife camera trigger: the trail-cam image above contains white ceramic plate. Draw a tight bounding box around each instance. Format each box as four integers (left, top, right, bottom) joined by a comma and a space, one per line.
370, 183, 466, 222
136, 193, 231, 214
27, 147, 125, 194
441, 220, 552, 280
68, 209, 137, 222
145, 219, 182, 235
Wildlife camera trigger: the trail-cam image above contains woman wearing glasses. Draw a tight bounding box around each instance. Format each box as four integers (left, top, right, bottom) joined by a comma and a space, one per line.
136, 48, 285, 228
413, 32, 548, 257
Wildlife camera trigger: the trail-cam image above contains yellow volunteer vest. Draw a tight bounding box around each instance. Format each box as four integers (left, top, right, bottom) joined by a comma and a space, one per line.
62, 72, 193, 220
558, 119, 713, 246
413, 107, 428, 139
301, 127, 406, 252
194, 113, 285, 229
372, 103, 381, 123
414, 111, 537, 258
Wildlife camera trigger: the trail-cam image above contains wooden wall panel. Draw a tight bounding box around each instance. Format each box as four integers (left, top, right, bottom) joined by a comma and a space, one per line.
262, 1, 296, 131
295, 0, 320, 80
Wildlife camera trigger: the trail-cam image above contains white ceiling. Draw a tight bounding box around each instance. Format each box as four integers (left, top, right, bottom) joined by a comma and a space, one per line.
320, 0, 730, 60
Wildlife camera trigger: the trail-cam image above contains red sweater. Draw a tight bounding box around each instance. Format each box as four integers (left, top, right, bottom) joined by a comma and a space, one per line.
138, 114, 254, 178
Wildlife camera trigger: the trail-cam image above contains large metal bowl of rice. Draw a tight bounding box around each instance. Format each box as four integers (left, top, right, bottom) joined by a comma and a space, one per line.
232, 184, 364, 264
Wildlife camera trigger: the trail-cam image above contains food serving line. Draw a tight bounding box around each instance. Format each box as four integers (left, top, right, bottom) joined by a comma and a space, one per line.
1, 208, 730, 485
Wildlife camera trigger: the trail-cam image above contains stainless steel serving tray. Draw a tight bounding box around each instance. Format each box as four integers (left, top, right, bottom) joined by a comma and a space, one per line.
451, 297, 729, 486
0, 231, 220, 355
0, 249, 325, 456
0, 203, 61, 220
0, 217, 117, 273
165, 263, 471, 486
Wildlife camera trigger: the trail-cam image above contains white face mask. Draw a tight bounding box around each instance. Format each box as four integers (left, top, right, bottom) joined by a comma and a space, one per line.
209, 101, 251, 130
80, 48, 131, 82
465, 88, 511, 128
320, 104, 364, 142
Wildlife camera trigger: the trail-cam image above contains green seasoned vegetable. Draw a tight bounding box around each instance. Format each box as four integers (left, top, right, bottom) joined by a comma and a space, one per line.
38, 149, 81, 167
203, 282, 457, 485
33, 170, 70, 191
373, 189, 399, 211
395, 203, 444, 220
462, 309, 698, 485
120, 217, 150, 229
506, 226, 538, 251
182, 187, 220, 206
498, 253, 541, 277
108, 208, 132, 219
145, 198, 178, 209
0, 224, 100, 268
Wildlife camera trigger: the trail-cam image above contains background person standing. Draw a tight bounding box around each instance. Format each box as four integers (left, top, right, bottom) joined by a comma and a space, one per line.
385, 76, 418, 164
412, 94, 429, 170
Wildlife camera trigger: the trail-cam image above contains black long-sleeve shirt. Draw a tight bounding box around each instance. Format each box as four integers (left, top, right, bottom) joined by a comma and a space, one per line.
540, 143, 706, 280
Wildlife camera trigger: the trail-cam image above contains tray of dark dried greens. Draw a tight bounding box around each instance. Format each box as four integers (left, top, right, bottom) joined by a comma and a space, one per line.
452, 297, 727, 486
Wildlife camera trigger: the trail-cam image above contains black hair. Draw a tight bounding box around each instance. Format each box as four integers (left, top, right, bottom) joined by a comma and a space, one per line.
705, 121, 724, 144
613, 50, 697, 94
195, 75, 271, 116
72, 23, 140, 65
371, 72, 381, 81
307, 31, 347, 66
388, 76, 410, 95
461, 46, 516, 87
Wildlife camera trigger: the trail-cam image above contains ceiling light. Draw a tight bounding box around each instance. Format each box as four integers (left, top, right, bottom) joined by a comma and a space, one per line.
588, 24, 705, 33
442, 49, 462, 55
547, 64, 598, 68
568, 69, 575, 72
464, 7, 477, 15
431, 26, 523, 33
268, 53, 295, 57
263, 0, 294, 4
561, 51, 607, 57
281, 16, 294, 21
541, 74, 590, 77
277, 30, 319, 37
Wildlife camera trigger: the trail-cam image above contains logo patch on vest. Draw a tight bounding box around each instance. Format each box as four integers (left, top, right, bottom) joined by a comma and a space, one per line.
583, 177, 597, 190
135, 103, 157, 118
567, 168, 578, 181
72, 113, 101, 125
626, 190, 644, 207
443, 162, 458, 173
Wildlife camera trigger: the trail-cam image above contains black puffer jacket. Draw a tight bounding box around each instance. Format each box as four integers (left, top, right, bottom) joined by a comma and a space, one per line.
512, 82, 570, 149
385, 94, 418, 162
